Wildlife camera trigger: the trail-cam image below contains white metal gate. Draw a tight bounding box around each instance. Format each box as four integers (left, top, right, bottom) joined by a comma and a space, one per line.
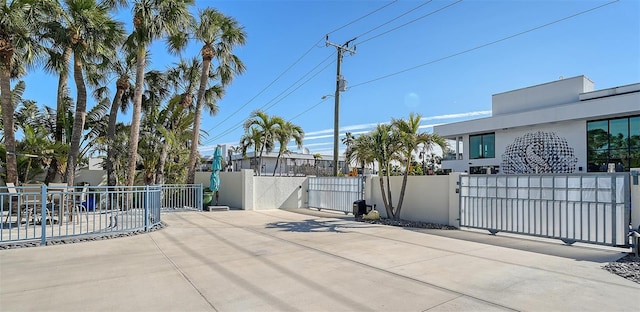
459, 173, 630, 247
308, 177, 364, 214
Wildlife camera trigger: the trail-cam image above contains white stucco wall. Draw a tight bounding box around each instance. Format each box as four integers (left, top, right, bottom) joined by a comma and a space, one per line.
492, 76, 594, 116
195, 171, 243, 208
442, 120, 588, 174
75, 170, 107, 186
252, 176, 308, 210
366, 175, 460, 226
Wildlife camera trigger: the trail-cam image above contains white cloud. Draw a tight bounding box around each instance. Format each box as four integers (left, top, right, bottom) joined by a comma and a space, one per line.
303, 110, 490, 141
202, 110, 491, 155
422, 110, 492, 121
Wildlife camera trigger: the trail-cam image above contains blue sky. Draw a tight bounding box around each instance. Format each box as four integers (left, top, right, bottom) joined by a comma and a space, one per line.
18, 0, 640, 157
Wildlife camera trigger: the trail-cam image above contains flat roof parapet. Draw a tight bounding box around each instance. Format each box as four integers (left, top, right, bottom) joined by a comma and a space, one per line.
492, 75, 594, 116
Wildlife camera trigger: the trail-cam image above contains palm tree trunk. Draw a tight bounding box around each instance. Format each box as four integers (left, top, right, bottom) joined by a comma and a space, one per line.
46, 48, 73, 184
55, 47, 72, 143
378, 175, 391, 217
385, 170, 394, 218
126, 46, 147, 186
155, 140, 169, 184
106, 88, 124, 186
65, 54, 87, 187
187, 56, 213, 184
0, 65, 18, 184
273, 152, 281, 176
258, 147, 265, 176
396, 163, 410, 220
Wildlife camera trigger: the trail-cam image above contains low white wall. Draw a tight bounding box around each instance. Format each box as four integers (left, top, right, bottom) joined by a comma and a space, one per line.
196, 170, 307, 210
75, 170, 107, 186
195, 171, 243, 209
252, 176, 308, 210
366, 174, 461, 227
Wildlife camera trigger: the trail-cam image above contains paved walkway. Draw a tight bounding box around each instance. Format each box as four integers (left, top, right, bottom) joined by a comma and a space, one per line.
1, 209, 637, 311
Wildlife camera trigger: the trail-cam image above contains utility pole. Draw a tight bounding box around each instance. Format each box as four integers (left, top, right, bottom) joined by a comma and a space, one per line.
326, 35, 356, 176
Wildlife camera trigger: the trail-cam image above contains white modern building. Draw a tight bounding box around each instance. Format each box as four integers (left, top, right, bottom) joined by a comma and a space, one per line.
433, 76, 639, 174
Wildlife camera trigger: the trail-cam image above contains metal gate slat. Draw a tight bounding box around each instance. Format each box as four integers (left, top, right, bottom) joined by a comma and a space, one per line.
459, 173, 631, 247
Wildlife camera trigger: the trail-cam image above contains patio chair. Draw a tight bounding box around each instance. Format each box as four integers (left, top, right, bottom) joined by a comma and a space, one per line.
69, 184, 89, 223
2, 183, 22, 224
21, 184, 48, 224
46, 183, 89, 224
46, 183, 68, 224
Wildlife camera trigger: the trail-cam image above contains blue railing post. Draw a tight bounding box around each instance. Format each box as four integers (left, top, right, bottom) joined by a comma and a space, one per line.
144, 185, 149, 232
40, 184, 47, 246
198, 184, 203, 211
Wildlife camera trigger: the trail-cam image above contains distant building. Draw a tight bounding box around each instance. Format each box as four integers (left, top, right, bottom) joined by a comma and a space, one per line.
230, 150, 347, 176
433, 76, 639, 174
88, 158, 104, 171
199, 144, 347, 176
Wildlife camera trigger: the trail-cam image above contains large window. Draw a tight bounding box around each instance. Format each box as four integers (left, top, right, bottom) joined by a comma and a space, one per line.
587, 115, 639, 172
469, 133, 495, 159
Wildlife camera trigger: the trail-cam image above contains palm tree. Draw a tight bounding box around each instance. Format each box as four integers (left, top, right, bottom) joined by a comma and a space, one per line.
242, 110, 284, 176
92, 52, 135, 186
369, 124, 399, 218
273, 121, 304, 176
125, 0, 194, 186
239, 127, 262, 174
343, 131, 365, 172
10, 82, 52, 182
53, 0, 125, 186
392, 113, 447, 219
186, 8, 246, 184
0, 0, 52, 184
154, 94, 194, 184
166, 57, 220, 179
347, 134, 376, 174
17, 125, 50, 182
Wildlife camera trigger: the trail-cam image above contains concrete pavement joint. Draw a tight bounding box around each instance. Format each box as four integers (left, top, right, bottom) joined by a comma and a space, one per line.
154, 225, 318, 311
172, 213, 375, 311
421, 295, 465, 312
334, 223, 634, 288
199, 212, 520, 312
148, 234, 219, 312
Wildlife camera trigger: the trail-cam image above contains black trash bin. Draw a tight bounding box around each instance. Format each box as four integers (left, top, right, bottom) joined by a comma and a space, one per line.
353, 200, 367, 217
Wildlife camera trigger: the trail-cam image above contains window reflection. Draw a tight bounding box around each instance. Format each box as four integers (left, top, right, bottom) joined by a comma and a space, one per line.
587, 115, 639, 172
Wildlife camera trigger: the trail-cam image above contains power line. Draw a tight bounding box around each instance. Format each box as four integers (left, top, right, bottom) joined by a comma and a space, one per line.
282, 0, 618, 128
288, 98, 330, 122
205, 1, 443, 145
202, 39, 323, 134
277, 1, 464, 125
357, 0, 463, 46
202, 1, 400, 136
325, 0, 399, 35
354, 0, 434, 41
351, 0, 619, 89
204, 57, 337, 144
260, 57, 336, 112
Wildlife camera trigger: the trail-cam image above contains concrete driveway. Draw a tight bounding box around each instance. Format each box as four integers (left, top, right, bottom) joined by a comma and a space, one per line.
1, 209, 637, 311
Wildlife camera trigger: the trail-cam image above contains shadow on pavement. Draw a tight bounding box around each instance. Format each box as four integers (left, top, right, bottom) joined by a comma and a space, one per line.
266, 218, 377, 233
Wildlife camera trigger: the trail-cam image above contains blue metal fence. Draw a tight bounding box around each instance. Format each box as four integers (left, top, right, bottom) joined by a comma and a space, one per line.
160, 184, 203, 211
0, 184, 202, 245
